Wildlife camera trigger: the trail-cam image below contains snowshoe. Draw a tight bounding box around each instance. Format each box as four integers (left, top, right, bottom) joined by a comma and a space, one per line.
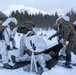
12, 61, 30, 69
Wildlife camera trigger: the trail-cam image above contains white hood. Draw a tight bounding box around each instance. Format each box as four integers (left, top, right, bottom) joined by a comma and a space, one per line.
2, 17, 17, 26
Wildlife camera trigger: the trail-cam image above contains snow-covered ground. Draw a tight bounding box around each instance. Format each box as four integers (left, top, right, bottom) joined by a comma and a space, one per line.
0, 29, 76, 75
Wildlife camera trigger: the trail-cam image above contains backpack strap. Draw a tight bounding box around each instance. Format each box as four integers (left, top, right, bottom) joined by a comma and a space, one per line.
0, 26, 7, 40
6, 28, 10, 39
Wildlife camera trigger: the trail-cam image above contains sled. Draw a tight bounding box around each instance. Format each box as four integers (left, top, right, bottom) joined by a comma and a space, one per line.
0, 34, 63, 71
0, 61, 30, 69
0, 44, 63, 70
25, 35, 48, 73
44, 44, 63, 69
43, 43, 63, 60
25, 35, 63, 71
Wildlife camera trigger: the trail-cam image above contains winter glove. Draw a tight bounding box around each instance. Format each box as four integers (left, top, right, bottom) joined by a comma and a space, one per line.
10, 38, 14, 41
7, 45, 10, 50
48, 36, 53, 40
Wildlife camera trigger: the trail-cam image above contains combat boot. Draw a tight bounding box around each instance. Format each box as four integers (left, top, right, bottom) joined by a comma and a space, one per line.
63, 54, 72, 68
13, 46, 18, 49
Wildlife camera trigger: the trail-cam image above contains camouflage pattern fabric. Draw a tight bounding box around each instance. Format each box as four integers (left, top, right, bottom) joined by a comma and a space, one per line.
17, 21, 35, 34
52, 22, 76, 54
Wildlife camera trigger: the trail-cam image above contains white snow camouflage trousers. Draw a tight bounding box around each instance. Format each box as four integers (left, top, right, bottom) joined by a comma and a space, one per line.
0, 40, 8, 64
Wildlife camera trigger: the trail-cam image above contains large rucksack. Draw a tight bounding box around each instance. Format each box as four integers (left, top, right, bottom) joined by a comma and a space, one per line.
0, 31, 3, 39
0, 25, 6, 39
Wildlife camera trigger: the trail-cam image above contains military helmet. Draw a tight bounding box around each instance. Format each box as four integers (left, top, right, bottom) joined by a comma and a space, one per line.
22, 21, 35, 27
17, 21, 35, 34
56, 16, 70, 24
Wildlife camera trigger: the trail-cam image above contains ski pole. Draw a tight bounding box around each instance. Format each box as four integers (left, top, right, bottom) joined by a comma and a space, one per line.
30, 40, 38, 73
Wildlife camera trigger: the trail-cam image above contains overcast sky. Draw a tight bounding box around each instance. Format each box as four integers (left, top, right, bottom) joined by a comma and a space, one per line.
0, 0, 76, 15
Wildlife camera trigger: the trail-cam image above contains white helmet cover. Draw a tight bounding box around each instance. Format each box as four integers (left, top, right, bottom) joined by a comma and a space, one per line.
56, 16, 70, 24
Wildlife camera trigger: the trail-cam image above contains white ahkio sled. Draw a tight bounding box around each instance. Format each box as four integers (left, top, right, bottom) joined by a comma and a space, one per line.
25, 35, 47, 73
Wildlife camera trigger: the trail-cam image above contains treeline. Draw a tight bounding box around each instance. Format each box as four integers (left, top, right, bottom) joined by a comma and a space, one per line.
0, 9, 76, 29
0, 11, 7, 21
9, 10, 58, 29
66, 9, 76, 22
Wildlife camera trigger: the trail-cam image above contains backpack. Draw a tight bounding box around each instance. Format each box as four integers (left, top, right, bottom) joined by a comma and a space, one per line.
0, 26, 6, 39
0, 31, 3, 39
17, 27, 31, 34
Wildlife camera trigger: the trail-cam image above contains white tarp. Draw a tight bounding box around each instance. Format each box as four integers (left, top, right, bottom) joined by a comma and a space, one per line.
25, 35, 47, 52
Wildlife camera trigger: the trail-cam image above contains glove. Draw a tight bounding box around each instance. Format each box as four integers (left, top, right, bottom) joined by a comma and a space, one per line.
7, 45, 10, 50
48, 36, 53, 40
10, 38, 14, 41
